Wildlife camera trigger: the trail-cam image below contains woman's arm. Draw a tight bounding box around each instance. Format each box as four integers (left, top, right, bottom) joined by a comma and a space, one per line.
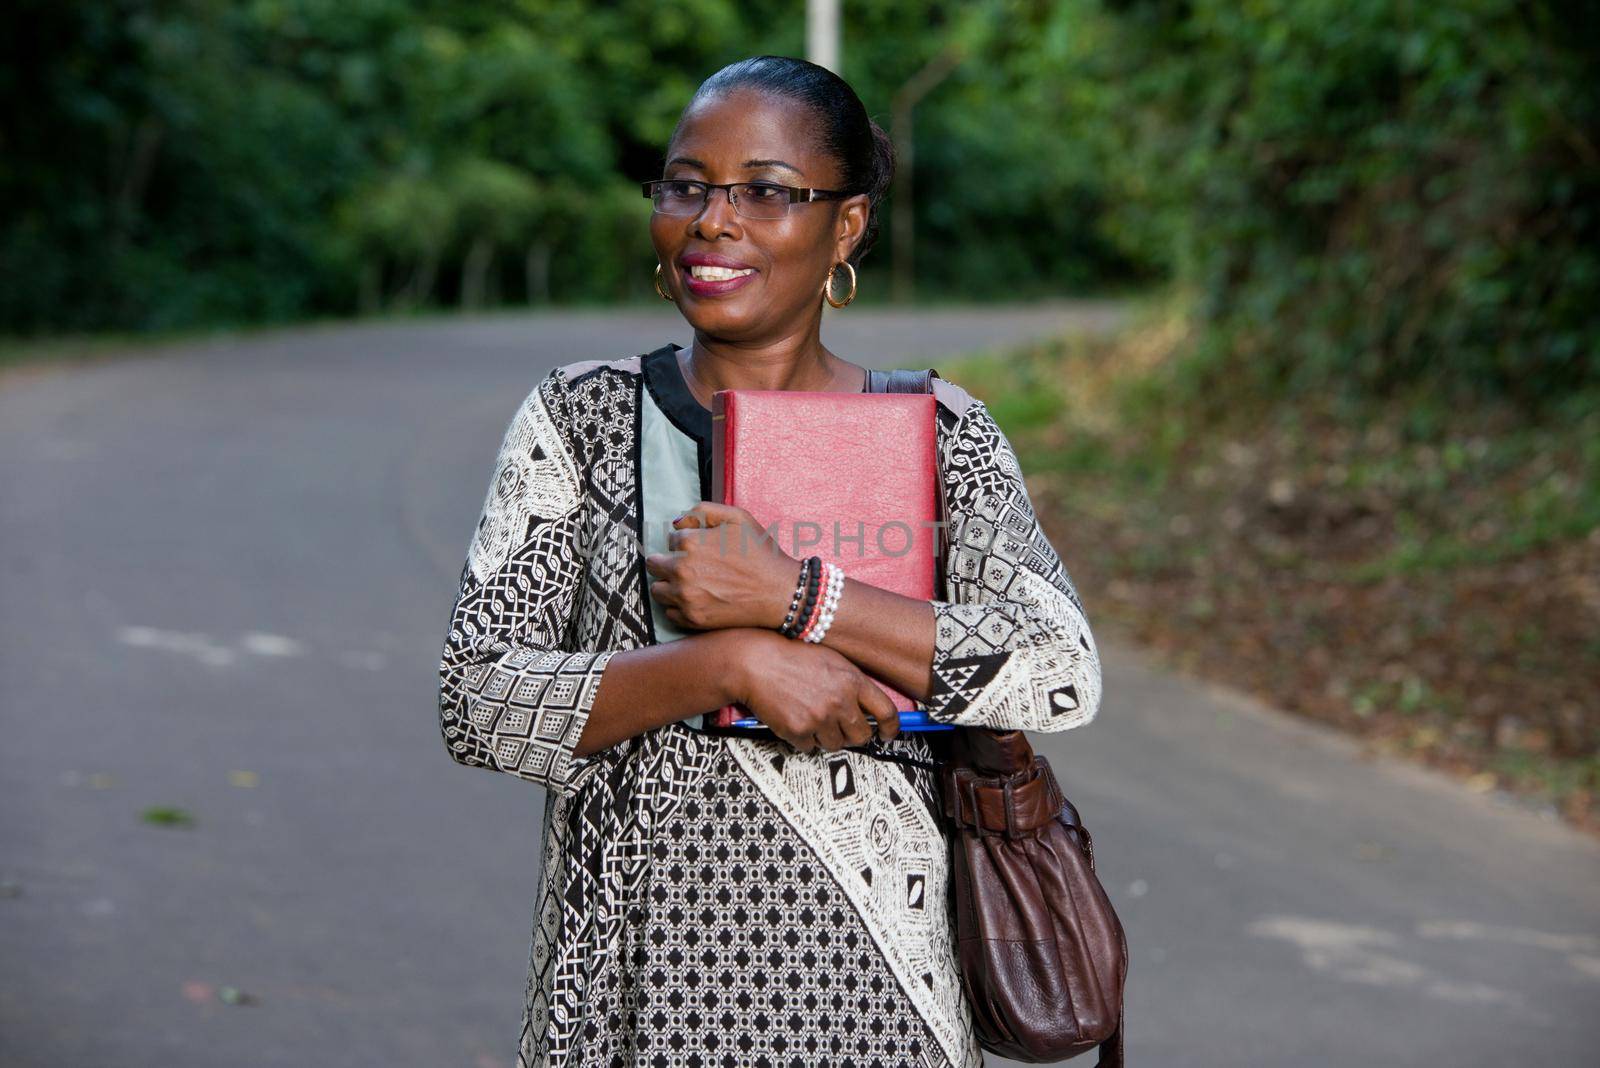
572, 624, 894, 756
644, 503, 942, 705
441, 368, 896, 791
791, 579, 939, 705
921, 398, 1102, 731
647, 397, 1102, 733
811, 398, 1103, 733
437, 370, 624, 797
567, 629, 748, 758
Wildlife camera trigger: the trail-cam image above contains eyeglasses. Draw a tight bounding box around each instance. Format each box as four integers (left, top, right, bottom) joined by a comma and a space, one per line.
641, 179, 853, 220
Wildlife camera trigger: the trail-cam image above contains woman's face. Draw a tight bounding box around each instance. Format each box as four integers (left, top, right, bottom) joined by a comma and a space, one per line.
650, 88, 870, 341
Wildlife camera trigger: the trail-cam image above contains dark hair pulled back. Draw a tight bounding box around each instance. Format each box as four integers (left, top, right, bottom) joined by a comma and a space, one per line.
673, 55, 895, 268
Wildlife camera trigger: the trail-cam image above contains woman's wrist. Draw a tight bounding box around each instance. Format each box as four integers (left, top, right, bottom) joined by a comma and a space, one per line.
708, 627, 776, 707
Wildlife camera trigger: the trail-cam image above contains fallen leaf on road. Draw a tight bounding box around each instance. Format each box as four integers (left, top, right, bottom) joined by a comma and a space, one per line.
142, 806, 196, 828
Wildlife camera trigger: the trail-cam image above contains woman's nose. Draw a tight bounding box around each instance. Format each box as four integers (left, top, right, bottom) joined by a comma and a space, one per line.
691, 187, 742, 239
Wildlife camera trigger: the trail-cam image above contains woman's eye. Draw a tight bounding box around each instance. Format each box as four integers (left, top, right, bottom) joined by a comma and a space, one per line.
745, 185, 784, 199
666, 181, 701, 195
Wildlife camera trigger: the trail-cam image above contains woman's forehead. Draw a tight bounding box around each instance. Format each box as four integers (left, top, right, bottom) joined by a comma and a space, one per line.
669, 91, 832, 181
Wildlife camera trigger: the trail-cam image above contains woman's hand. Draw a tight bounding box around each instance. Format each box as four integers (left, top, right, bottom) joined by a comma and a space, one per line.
729, 630, 901, 753
645, 501, 802, 632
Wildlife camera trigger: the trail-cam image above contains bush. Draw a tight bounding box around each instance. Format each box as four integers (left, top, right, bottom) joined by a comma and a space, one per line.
1061, 0, 1600, 413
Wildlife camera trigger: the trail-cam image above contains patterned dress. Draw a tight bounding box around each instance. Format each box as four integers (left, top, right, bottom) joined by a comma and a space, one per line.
437, 343, 1103, 1068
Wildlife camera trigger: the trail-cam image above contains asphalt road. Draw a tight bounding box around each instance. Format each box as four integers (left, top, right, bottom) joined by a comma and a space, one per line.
2, 304, 1596, 1067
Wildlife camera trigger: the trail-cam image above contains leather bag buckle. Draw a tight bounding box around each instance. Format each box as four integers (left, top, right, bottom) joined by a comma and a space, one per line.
963, 775, 997, 838
1001, 777, 1018, 838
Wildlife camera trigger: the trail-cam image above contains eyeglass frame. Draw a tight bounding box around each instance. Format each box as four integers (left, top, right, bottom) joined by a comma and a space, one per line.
641, 179, 856, 219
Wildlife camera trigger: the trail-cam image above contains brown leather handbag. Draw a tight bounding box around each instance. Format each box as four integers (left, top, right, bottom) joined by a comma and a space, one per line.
938, 728, 1128, 1064
862, 366, 1129, 1065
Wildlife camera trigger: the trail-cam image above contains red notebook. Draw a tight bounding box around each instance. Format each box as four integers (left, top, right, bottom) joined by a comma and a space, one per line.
705, 387, 941, 728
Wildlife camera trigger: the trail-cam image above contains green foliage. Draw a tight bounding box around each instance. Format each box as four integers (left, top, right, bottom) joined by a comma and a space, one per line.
4, 0, 1149, 332
5, 0, 1595, 412
0, 0, 801, 330
1047, 0, 1600, 410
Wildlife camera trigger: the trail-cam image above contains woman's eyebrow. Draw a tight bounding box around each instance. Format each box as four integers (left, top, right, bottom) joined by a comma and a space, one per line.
667, 156, 805, 177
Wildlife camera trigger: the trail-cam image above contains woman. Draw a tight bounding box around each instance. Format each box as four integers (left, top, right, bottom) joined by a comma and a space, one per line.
437, 55, 1103, 1068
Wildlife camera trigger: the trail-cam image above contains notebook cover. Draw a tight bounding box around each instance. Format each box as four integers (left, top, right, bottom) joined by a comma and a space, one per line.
706, 388, 940, 729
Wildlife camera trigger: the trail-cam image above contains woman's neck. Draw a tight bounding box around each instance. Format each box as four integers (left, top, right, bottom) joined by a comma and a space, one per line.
679, 336, 865, 408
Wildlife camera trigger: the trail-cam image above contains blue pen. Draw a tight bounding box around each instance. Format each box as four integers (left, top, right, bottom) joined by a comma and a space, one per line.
727, 708, 954, 731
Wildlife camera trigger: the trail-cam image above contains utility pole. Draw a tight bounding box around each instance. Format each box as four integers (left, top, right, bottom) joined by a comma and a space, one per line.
807, 0, 840, 73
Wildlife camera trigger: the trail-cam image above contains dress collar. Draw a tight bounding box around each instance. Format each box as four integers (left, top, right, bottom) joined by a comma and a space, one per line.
640, 341, 879, 502
641, 342, 709, 445
642, 341, 874, 439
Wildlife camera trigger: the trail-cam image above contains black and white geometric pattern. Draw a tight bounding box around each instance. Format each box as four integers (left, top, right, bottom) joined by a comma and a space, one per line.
589, 740, 957, 1067
437, 347, 1103, 1067
440, 374, 618, 793
923, 399, 1103, 731
721, 734, 978, 1065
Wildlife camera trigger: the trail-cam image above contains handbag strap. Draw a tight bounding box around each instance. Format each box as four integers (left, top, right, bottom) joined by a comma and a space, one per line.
863, 366, 940, 394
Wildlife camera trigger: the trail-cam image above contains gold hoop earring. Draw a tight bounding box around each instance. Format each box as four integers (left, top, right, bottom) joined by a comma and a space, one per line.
822, 262, 857, 308
654, 263, 675, 302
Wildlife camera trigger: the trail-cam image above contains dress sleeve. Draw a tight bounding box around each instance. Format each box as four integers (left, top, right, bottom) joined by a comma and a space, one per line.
436, 369, 621, 797
923, 399, 1103, 732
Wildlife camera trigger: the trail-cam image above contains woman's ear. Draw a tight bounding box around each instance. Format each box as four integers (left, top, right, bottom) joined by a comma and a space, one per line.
833, 193, 870, 263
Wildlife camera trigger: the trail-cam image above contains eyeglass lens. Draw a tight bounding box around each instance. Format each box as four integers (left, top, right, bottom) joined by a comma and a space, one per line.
652, 182, 791, 220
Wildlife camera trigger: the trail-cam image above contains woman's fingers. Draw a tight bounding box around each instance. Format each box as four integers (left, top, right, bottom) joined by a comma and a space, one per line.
737, 637, 910, 756
859, 679, 901, 743
677, 501, 751, 529
813, 720, 848, 753
670, 521, 760, 559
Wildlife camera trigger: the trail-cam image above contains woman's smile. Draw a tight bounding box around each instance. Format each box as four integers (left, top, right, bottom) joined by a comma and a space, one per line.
679, 251, 759, 297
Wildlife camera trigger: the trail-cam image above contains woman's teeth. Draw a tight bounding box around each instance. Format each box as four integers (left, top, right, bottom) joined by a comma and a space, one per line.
688, 265, 755, 281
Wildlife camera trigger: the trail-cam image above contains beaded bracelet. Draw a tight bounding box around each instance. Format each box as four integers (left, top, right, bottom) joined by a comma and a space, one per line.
779, 556, 823, 638
781, 558, 817, 638
777, 556, 816, 637
799, 563, 840, 643
794, 558, 825, 636
819, 564, 845, 641
792, 561, 829, 640
800, 562, 845, 643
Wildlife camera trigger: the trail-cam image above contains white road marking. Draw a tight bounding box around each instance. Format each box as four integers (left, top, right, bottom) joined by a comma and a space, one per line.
1568, 954, 1600, 980
116, 626, 238, 667
1247, 917, 1426, 987
116, 626, 313, 667
116, 626, 398, 676
1246, 915, 1543, 1017
1413, 919, 1599, 954
239, 632, 304, 657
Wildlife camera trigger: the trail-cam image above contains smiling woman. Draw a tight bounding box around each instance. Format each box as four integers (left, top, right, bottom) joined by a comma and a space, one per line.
437, 55, 1103, 1068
